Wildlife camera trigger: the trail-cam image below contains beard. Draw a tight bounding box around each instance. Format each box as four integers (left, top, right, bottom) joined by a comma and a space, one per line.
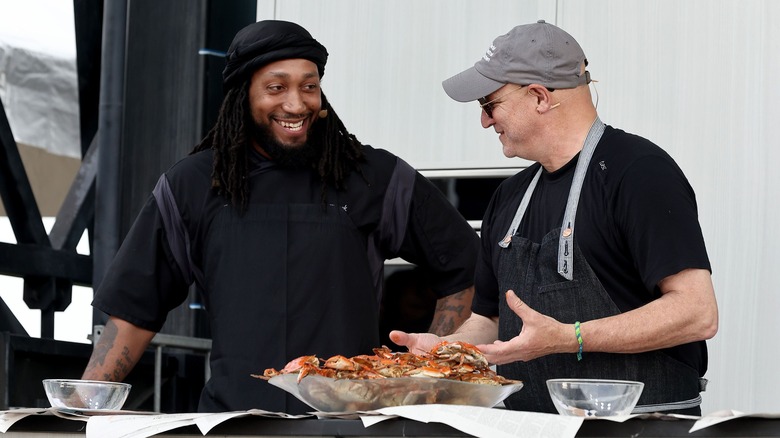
248, 118, 321, 169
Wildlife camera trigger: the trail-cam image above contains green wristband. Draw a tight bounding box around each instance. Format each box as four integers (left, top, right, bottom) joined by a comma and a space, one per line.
575, 321, 583, 361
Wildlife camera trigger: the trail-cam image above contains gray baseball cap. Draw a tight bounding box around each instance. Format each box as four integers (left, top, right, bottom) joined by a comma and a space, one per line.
442, 20, 589, 102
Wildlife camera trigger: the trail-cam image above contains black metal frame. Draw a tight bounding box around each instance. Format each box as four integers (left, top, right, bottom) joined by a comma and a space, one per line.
0, 98, 93, 338
0, 0, 103, 339
0, 0, 255, 343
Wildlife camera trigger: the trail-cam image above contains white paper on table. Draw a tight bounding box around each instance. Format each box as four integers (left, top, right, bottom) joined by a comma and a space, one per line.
0, 408, 49, 433
370, 404, 583, 438
359, 414, 398, 426
194, 411, 252, 435
86, 413, 206, 438
690, 410, 780, 433
193, 410, 311, 435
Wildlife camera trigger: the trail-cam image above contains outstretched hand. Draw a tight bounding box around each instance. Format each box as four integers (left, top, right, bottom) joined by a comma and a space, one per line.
388, 330, 443, 355
477, 290, 574, 365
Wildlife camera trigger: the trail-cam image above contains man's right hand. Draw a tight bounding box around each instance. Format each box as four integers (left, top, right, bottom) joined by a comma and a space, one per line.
390, 312, 500, 356
388, 330, 444, 355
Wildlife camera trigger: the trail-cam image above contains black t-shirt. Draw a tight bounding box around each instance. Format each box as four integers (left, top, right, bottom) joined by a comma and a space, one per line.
93, 145, 479, 413
474, 125, 711, 373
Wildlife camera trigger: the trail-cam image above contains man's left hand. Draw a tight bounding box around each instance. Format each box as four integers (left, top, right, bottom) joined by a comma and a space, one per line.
476, 290, 576, 365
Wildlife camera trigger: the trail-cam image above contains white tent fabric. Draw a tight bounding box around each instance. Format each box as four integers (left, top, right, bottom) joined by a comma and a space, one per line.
0, 0, 80, 158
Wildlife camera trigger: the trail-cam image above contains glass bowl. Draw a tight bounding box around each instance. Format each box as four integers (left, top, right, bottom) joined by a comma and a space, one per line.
269, 373, 523, 413
42, 379, 131, 411
546, 378, 644, 417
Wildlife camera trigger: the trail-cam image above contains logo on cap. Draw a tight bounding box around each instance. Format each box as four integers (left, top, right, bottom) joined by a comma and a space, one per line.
483, 44, 497, 62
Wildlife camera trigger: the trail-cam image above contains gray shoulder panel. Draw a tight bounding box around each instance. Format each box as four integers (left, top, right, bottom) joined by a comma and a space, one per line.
152, 174, 199, 286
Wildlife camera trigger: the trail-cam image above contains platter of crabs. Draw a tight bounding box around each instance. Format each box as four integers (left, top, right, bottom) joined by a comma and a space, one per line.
253, 341, 523, 413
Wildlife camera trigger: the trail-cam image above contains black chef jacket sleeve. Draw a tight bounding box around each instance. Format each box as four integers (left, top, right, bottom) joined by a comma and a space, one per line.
91, 194, 191, 332
393, 172, 480, 298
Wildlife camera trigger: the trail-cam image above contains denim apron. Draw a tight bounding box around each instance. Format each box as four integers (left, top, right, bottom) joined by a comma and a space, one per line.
496, 118, 703, 414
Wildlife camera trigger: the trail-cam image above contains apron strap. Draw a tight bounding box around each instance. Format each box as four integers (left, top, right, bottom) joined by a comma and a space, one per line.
498, 117, 606, 282
557, 118, 605, 280
498, 167, 542, 248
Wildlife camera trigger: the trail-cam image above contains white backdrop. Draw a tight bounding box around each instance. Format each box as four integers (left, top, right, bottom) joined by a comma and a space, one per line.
559, 0, 780, 415
257, 0, 552, 171
258, 0, 780, 415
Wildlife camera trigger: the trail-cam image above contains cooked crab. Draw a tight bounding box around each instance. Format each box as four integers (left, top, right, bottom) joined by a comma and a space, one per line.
428, 341, 489, 369
254, 342, 520, 387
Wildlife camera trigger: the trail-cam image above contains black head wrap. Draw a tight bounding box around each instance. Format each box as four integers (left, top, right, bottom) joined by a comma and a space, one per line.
222, 20, 328, 92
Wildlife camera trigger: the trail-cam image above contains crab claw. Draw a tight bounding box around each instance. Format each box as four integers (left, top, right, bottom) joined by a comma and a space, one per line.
281, 355, 320, 374
323, 355, 363, 371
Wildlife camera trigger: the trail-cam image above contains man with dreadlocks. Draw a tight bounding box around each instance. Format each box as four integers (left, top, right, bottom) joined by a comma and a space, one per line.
81, 20, 479, 414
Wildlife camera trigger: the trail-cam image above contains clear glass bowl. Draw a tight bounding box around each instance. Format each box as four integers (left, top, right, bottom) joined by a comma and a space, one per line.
546, 378, 644, 417
42, 379, 131, 411
269, 373, 523, 413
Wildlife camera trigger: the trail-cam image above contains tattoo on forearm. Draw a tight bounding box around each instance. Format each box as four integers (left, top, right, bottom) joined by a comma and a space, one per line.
83, 320, 134, 381
84, 320, 118, 379
430, 316, 455, 336
95, 321, 118, 366
430, 303, 467, 335
428, 288, 474, 336
113, 347, 134, 381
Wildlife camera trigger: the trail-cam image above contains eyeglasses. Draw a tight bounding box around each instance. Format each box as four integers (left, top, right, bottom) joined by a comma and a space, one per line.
478, 86, 526, 118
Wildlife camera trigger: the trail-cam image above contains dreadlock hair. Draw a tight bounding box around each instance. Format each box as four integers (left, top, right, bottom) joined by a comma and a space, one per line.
191, 84, 250, 210
191, 82, 366, 213
311, 92, 367, 194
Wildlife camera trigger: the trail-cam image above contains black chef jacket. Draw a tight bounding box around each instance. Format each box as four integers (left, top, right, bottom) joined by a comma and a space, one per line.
92, 145, 479, 413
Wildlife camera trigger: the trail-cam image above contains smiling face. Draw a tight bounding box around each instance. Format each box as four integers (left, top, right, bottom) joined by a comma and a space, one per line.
248, 58, 322, 152
479, 83, 537, 160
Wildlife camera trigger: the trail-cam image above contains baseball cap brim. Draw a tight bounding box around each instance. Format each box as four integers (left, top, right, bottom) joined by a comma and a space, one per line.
442, 66, 505, 102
